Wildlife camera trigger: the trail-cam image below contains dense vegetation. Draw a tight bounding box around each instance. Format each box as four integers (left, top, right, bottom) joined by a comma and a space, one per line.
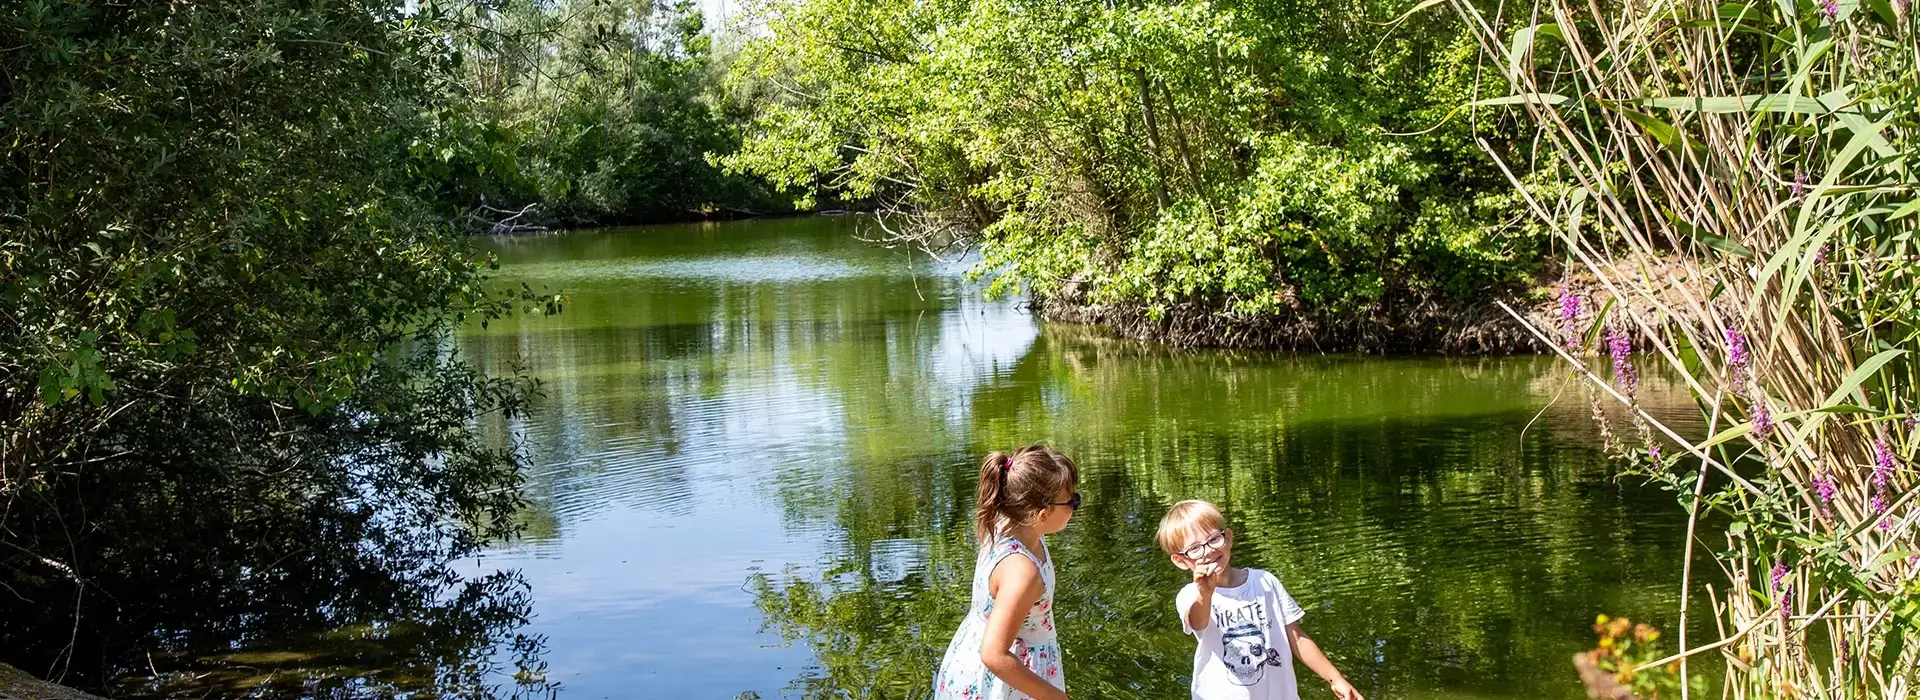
724, 0, 1551, 348
1450, 0, 1920, 694
456, 0, 795, 226
9, 0, 1907, 694
0, 1, 560, 693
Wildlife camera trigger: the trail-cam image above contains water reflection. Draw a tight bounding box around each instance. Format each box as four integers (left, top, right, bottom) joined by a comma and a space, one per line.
463, 217, 1702, 699
0, 352, 557, 700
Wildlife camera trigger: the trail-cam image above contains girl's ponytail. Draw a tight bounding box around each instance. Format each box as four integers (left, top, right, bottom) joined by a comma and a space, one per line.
973, 445, 1079, 544
975, 451, 1011, 544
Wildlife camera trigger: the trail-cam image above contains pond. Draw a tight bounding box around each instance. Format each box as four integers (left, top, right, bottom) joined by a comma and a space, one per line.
457, 216, 1707, 699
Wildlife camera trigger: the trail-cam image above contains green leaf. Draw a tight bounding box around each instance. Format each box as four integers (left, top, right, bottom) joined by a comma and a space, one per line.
1584, 297, 1616, 350
1608, 107, 1698, 155
1678, 330, 1704, 378
1506, 25, 1557, 80
1885, 625, 1906, 683
1470, 93, 1570, 107
1813, 404, 1876, 414
1701, 422, 1755, 449
1632, 93, 1851, 114
1864, 0, 1899, 26
1835, 112, 1897, 160
1665, 207, 1757, 258
1386, 0, 1450, 25
1821, 349, 1906, 408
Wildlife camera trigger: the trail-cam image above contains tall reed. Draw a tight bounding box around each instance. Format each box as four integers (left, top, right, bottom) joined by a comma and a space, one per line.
1444, 0, 1918, 695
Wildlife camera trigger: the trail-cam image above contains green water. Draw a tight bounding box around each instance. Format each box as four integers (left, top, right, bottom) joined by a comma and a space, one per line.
459, 216, 1703, 699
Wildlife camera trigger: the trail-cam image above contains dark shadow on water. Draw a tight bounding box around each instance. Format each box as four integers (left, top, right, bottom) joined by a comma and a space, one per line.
0, 351, 556, 700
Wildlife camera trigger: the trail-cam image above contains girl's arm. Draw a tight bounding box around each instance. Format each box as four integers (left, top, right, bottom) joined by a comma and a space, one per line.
1284, 622, 1363, 700
979, 556, 1066, 700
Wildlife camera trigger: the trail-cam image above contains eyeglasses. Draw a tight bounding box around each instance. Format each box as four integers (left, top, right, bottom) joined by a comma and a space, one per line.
1177, 530, 1228, 560
1054, 492, 1082, 511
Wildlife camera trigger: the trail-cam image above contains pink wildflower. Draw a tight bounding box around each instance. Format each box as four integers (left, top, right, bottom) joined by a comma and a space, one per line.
1558, 287, 1583, 349
1606, 327, 1637, 394
1874, 439, 1896, 490
1813, 473, 1837, 504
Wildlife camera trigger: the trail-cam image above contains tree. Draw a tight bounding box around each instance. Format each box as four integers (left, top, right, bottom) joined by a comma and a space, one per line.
0, 1, 552, 692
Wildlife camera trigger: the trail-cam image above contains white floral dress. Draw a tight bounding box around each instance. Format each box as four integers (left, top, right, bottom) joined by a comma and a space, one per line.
932, 535, 1064, 699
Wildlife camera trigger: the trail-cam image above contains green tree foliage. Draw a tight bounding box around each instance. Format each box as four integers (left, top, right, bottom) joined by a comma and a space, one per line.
462, 0, 789, 225
724, 0, 1549, 338
0, 1, 552, 691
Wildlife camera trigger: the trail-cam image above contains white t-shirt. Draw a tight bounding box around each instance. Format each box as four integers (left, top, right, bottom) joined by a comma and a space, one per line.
1176, 568, 1308, 700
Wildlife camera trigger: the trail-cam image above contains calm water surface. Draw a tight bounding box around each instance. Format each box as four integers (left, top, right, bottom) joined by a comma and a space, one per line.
459, 217, 1704, 699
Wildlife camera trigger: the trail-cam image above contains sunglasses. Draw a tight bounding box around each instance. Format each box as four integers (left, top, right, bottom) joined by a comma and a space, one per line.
1177, 529, 1228, 561
1054, 492, 1082, 511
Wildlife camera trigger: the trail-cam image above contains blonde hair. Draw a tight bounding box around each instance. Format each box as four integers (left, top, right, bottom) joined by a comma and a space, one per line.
975, 445, 1079, 543
1156, 499, 1228, 554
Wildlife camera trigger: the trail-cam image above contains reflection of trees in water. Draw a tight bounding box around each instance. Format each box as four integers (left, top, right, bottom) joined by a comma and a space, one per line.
0, 351, 555, 699
750, 331, 1705, 699
464, 264, 964, 536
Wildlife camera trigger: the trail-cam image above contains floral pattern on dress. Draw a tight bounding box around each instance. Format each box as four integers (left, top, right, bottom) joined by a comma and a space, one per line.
931, 536, 1064, 699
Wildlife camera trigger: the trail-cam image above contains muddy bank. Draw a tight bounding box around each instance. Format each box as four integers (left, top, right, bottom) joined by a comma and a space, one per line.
1030, 293, 1567, 354
1028, 270, 1650, 355
0, 664, 106, 700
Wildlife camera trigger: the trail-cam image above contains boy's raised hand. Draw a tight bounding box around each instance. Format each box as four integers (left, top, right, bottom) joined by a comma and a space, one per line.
1191, 560, 1220, 594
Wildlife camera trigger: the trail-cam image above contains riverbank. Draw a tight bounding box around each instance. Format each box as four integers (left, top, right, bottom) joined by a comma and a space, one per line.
1030, 292, 1552, 354
1028, 259, 1697, 355
0, 664, 107, 700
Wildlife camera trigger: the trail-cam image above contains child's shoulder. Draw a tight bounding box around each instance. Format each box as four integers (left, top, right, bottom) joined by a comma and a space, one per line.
1241, 567, 1283, 588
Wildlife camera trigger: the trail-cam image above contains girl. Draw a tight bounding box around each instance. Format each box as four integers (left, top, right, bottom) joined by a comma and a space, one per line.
933, 445, 1081, 700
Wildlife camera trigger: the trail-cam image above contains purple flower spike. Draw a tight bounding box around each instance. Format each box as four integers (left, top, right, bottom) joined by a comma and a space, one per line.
1558, 287, 1583, 349
1648, 443, 1663, 462
1792, 172, 1808, 197
1752, 402, 1775, 438
1726, 327, 1750, 367
1872, 491, 1888, 514
1725, 327, 1750, 390
1822, 0, 1839, 18
1874, 439, 1897, 490
1814, 473, 1837, 504
1606, 327, 1638, 394
1771, 564, 1793, 614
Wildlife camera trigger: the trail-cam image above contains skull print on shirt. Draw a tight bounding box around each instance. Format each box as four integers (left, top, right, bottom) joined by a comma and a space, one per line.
1220, 621, 1284, 685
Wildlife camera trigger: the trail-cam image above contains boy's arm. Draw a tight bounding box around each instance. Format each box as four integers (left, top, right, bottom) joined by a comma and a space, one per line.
1284, 622, 1363, 700
1178, 562, 1220, 633
1181, 585, 1213, 633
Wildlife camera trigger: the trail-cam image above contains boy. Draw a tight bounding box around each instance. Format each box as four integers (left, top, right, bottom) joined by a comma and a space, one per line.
1157, 500, 1363, 700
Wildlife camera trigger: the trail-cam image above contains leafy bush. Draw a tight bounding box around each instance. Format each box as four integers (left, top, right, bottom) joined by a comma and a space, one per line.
725, 0, 1549, 329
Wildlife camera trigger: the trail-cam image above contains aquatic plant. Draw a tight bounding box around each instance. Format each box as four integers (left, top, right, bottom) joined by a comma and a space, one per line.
1446, 0, 1920, 693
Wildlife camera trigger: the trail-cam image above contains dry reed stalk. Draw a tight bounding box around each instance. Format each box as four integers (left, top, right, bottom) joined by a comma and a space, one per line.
1448, 0, 1918, 695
